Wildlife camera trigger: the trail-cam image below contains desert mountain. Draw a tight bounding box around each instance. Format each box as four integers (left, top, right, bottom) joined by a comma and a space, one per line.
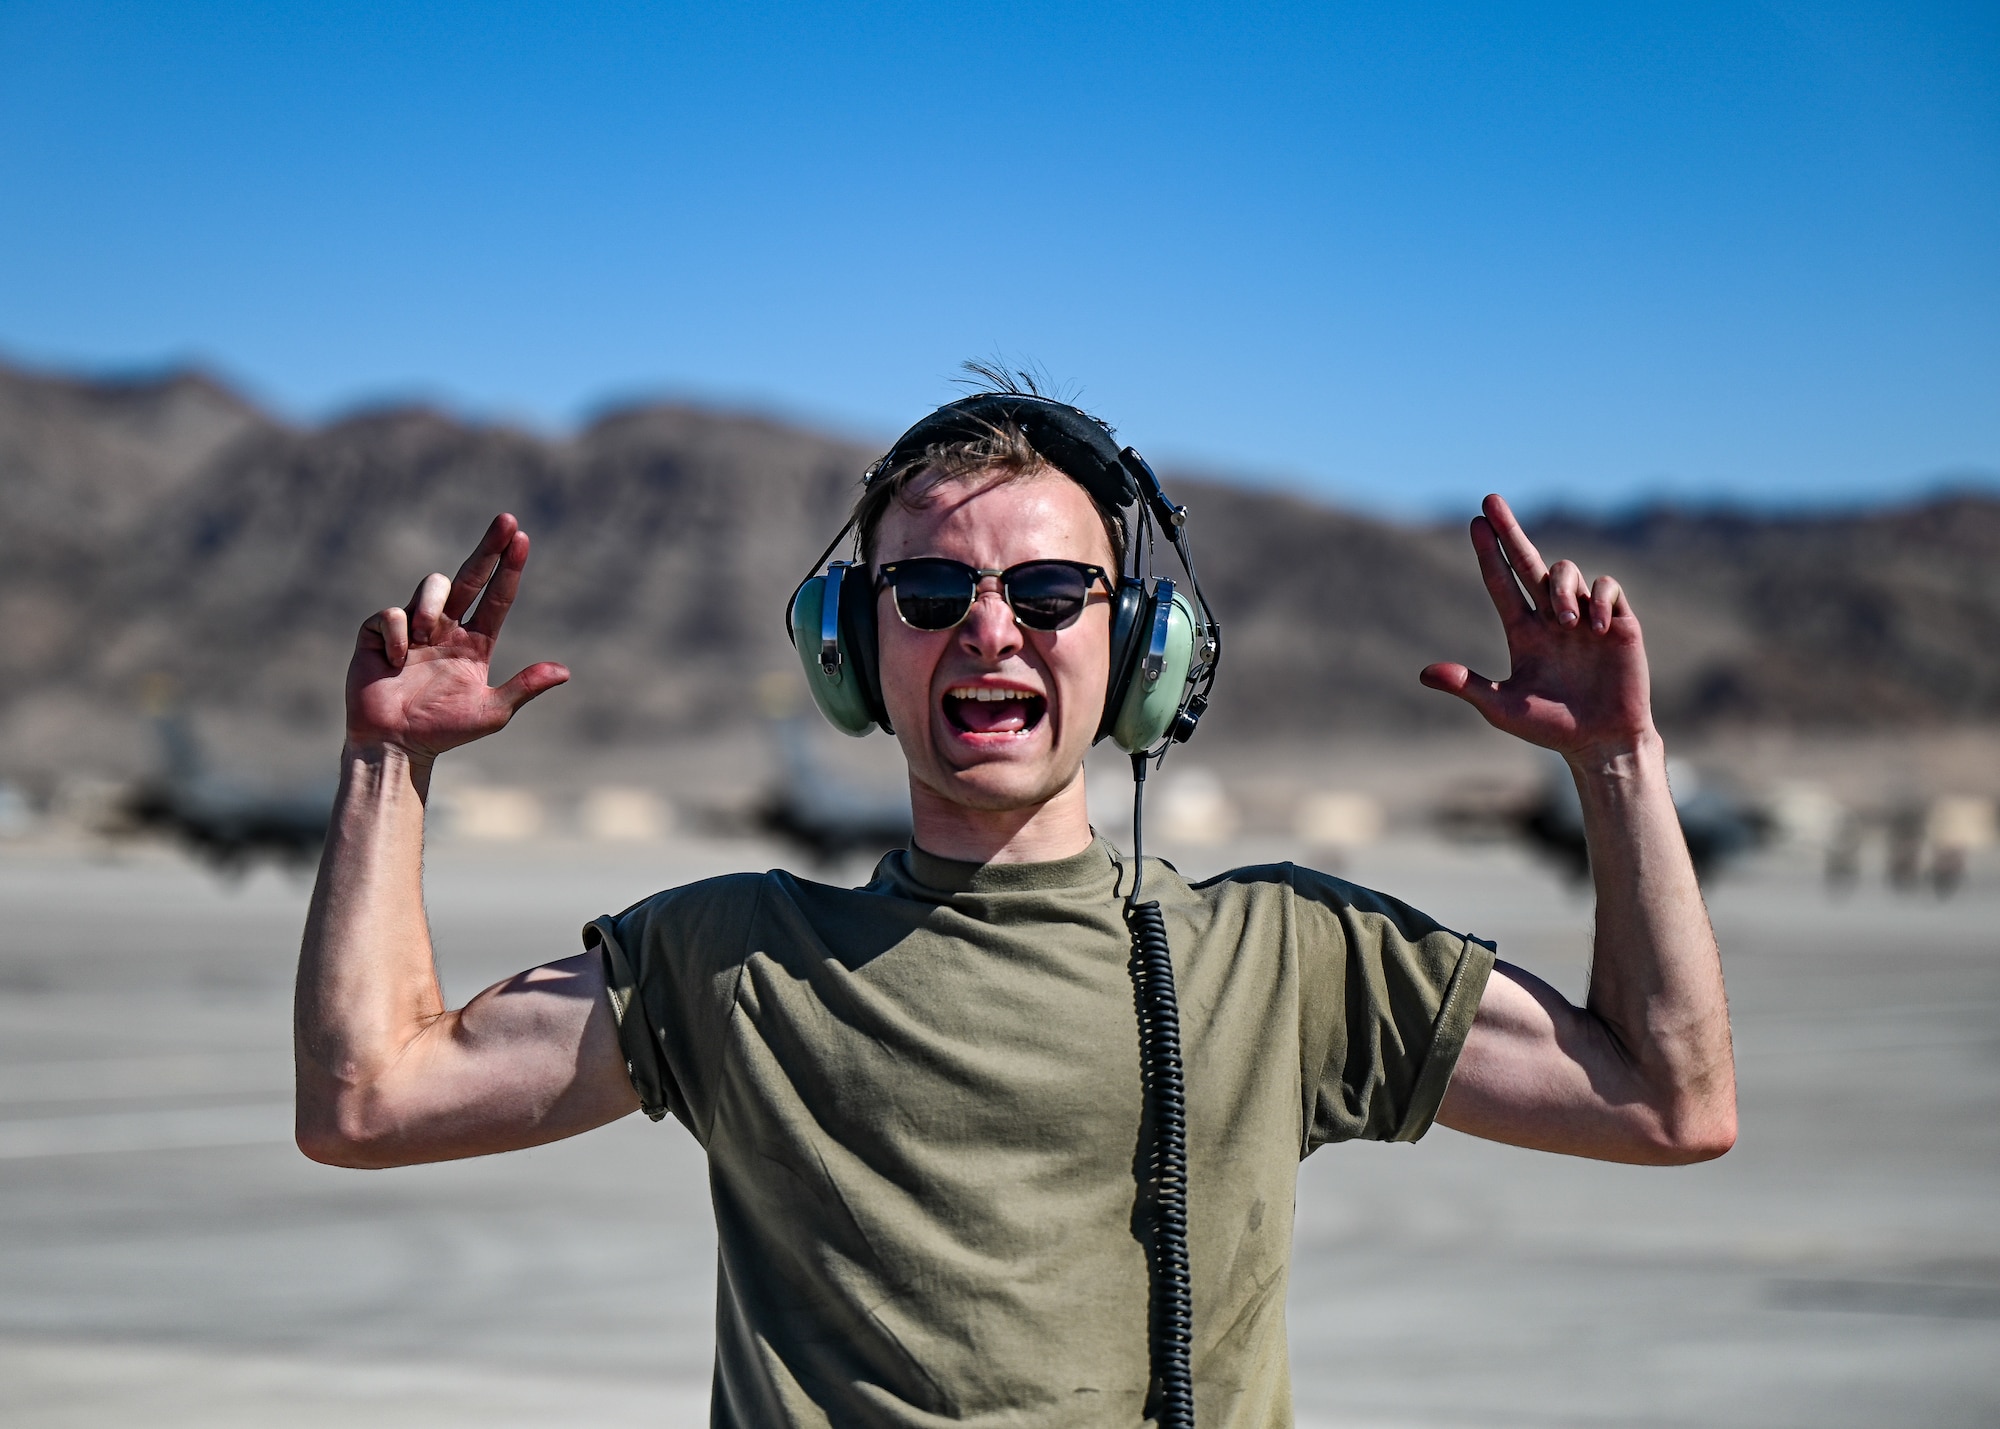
2, 358, 1996, 784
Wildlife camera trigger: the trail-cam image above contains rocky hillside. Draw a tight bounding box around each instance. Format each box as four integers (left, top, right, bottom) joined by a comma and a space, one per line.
2, 358, 1996, 784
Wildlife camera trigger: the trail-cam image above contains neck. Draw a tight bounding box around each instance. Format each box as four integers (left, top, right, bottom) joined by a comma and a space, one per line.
907, 770, 1095, 865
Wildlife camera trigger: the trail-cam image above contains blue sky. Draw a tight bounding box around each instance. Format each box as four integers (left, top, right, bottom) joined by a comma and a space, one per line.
1, 1, 1994, 517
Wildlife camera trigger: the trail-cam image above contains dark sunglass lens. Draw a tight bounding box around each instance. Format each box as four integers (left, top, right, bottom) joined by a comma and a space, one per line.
1006, 563, 1091, 630
893, 563, 975, 630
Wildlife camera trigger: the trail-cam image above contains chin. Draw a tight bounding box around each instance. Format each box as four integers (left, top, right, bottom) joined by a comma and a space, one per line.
940, 768, 1075, 813
916, 739, 1083, 815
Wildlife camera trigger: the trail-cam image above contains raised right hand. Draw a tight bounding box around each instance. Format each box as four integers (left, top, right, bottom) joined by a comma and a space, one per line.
1418, 494, 1653, 764
345, 513, 570, 762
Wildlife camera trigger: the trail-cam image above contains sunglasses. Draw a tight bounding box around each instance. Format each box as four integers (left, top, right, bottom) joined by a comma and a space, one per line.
876, 558, 1110, 632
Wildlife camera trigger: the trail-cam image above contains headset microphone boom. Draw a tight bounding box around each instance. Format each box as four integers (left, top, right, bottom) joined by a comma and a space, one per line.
785, 393, 1220, 1429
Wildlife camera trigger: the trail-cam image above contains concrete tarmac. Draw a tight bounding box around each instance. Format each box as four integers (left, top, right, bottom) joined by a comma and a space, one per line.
1, 831, 1995, 1427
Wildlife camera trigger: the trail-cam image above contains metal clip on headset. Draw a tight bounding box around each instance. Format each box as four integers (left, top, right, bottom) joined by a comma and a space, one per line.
817, 561, 850, 676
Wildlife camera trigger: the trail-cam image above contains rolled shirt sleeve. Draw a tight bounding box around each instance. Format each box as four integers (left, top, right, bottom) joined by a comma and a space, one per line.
1290, 867, 1496, 1149
584, 873, 767, 1142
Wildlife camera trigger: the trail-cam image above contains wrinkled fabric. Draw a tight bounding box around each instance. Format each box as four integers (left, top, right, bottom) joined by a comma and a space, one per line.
588, 839, 1493, 1429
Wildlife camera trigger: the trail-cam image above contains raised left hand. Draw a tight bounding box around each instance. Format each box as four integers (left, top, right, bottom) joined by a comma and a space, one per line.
1420, 494, 1655, 760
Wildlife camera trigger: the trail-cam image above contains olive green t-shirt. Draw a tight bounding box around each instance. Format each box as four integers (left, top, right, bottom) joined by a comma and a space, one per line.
587, 839, 1493, 1429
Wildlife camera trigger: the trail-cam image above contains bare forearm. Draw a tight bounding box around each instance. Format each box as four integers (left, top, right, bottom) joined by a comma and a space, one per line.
1440, 741, 1737, 1163
291, 518, 632, 1168
293, 742, 639, 1168
1429, 496, 1734, 1162
294, 742, 441, 1151
1572, 731, 1736, 1151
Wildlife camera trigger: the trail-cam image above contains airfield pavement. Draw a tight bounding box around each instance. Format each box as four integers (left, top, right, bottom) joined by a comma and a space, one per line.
1, 826, 1996, 1428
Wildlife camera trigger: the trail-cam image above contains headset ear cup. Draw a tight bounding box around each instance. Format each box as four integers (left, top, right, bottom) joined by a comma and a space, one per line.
1110, 591, 1197, 754
1095, 579, 1150, 744
788, 573, 879, 737
837, 560, 892, 734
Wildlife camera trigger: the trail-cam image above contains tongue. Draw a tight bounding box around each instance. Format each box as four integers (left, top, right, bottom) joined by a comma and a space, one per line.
955, 697, 1033, 733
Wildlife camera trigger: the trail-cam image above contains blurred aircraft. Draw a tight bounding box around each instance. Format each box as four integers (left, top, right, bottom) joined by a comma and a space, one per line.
1828, 794, 1996, 899
1440, 753, 1768, 882
120, 707, 334, 871
752, 715, 913, 865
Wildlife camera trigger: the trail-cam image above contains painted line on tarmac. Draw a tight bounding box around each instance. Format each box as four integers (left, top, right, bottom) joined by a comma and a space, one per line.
0, 1101, 293, 1159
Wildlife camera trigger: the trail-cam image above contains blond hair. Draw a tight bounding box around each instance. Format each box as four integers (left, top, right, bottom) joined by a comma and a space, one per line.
851, 412, 1128, 569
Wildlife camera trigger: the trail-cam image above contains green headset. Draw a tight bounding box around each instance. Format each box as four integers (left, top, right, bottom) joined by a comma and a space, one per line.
784, 393, 1221, 757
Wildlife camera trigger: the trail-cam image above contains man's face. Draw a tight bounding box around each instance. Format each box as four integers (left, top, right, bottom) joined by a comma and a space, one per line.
872, 470, 1116, 815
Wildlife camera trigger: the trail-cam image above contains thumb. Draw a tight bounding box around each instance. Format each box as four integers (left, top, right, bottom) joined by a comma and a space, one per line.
1420, 661, 1504, 720
496, 661, 571, 713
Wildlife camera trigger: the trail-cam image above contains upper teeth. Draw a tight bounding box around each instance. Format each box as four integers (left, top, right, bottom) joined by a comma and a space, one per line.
949, 687, 1030, 702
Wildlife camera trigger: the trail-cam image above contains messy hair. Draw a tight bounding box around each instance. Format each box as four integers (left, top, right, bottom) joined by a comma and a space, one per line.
851, 363, 1129, 570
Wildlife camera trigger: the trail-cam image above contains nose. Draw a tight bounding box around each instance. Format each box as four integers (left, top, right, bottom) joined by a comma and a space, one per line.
956, 577, 1022, 662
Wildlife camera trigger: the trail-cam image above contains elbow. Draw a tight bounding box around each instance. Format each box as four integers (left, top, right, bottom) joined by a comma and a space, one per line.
1661, 1118, 1736, 1164
1612, 1118, 1733, 1167
1688, 1101, 1739, 1161
1646, 1095, 1738, 1165
1622, 1043, 1738, 1164
295, 1114, 385, 1169
296, 1128, 359, 1168
294, 1091, 409, 1170
297, 1123, 372, 1169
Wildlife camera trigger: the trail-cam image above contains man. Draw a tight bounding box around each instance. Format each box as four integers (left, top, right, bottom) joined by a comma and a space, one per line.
295, 389, 1734, 1428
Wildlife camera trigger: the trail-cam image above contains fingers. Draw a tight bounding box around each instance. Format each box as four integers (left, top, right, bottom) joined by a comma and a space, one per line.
444, 514, 519, 622
361, 607, 410, 668
1479, 494, 1628, 634
1588, 574, 1629, 633
1420, 661, 1505, 724
1482, 494, 1548, 587
495, 661, 570, 714
464, 529, 531, 639
1419, 661, 1470, 694
398, 516, 529, 648
406, 572, 452, 645
1546, 558, 1586, 629
1470, 517, 1535, 627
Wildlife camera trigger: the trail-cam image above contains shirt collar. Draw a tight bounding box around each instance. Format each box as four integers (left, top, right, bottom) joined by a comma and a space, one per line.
890, 836, 1119, 896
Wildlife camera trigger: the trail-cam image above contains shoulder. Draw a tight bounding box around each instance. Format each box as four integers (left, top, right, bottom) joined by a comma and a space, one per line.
1185, 860, 1396, 915
1189, 861, 1470, 948
1282, 865, 1462, 944
590, 871, 773, 973
601, 866, 920, 957
614, 870, 773, 923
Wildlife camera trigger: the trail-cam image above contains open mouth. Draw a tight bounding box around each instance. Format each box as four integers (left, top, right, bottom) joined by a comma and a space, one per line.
943, 685, 1047, 736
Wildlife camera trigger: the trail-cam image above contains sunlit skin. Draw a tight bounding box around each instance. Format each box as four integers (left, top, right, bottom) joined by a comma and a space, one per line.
293, 491, 1731, 1173
871, 468, 1117, 864
1424, 495, 1735, 1163
343, 516, 570, 765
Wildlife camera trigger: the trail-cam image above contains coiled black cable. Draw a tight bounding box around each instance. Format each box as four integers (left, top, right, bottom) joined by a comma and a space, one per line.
1124, 753, 1195, 1429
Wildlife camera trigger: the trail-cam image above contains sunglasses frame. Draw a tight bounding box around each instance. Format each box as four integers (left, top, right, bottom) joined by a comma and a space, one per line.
875, 557, 1111, 633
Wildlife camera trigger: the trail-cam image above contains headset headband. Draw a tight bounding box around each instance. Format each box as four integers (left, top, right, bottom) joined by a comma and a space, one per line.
793, 391, 1198, 609
870, 394, 1136, 512
870, 393, 1189, 538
